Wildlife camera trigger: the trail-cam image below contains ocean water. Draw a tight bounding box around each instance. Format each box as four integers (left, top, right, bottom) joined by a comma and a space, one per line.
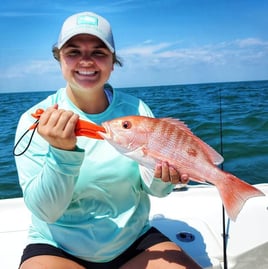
0, 80, 267, 199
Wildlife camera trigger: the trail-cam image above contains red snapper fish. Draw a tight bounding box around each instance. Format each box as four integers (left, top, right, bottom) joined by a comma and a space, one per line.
99, 116, 265, 221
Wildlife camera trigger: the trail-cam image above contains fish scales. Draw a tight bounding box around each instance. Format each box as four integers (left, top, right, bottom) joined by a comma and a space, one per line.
147, 119, 184, 159
147, 118, 214, 180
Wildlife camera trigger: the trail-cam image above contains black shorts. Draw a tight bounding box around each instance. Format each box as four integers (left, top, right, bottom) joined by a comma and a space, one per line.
20, 227, 170, 269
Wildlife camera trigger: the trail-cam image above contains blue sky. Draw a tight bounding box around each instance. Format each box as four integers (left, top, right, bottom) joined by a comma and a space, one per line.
1, 0, 268, 92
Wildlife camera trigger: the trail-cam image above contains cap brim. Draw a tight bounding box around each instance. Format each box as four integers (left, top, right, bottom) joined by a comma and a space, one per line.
57, 29, 115, 53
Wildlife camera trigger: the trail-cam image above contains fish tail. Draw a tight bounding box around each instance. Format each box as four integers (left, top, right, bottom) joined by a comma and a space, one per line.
216, 172, 265, 221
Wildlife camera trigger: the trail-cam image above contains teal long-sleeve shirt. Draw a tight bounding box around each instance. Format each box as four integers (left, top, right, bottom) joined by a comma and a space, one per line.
15, 87, 174, 262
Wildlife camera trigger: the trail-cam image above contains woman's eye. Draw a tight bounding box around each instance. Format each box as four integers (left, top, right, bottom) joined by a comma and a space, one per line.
67, 50, 80, 57
62, 49, 108, 58
92, 50, 106, 57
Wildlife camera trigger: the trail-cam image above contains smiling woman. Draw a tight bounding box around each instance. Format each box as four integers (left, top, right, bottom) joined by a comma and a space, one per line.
14, 11, 202, 269
58, 34, 115, 113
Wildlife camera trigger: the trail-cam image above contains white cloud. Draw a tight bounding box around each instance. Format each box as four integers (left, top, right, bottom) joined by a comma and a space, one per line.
0, 59, 63, 92
0, 59, 59, 79
118, 37, 268, 66
22, 60, 59, 74
112, 37, 268, 87
234, 38, 268, 48
119, 42, 172, 56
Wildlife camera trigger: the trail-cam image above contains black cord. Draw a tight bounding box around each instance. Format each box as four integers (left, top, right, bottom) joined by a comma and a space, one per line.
13, 120, 39, 156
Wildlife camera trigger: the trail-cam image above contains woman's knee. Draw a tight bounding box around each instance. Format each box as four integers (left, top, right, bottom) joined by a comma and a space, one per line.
120, 241, 202, 269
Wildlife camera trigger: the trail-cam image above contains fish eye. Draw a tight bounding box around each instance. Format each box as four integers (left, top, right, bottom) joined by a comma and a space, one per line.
122, 121, 132, 129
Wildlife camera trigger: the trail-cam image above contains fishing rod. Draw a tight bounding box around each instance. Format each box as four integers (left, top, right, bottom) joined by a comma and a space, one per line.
218, 88, 229, 269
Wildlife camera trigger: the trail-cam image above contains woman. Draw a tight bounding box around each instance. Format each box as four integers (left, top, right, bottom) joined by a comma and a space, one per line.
15, 11, 202, 269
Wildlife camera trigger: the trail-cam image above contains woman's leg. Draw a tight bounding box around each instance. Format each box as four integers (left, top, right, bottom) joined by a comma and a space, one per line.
20, 255, 86, 269
120, 241, 202, 269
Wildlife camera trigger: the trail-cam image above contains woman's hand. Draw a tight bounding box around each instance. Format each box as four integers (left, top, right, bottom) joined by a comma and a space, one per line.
37, 105, 79, 150
154, 161, 189, 185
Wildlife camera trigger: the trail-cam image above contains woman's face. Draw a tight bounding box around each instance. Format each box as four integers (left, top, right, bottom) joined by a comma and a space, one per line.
59, 34, 114, 93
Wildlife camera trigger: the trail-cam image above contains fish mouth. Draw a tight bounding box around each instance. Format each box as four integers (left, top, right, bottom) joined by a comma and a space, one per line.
98, 122, 112, 140
99, 121, 130, 154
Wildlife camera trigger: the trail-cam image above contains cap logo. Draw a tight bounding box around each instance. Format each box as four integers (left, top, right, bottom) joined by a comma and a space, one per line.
77, 15, 98, 26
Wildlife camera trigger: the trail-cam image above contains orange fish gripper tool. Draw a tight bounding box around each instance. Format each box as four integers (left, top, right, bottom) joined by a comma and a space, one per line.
30, 108, 106, 140
13, 108, 106, 156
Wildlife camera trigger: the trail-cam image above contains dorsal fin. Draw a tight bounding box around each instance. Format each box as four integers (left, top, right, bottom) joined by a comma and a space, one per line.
160, 118, 194, 136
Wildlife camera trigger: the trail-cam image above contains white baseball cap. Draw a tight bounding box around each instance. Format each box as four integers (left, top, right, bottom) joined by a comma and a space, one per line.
57, 11, 115, 53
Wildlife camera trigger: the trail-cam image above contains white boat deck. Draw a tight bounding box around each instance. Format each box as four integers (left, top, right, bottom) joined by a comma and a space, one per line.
1, 184, 267, 268
150, 184, 268, 268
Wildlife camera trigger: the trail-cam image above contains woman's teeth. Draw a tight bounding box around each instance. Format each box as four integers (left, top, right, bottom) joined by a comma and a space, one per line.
77, 71, 96, 75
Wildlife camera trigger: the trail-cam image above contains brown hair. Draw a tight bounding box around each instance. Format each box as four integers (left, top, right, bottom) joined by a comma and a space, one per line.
52, 44, 123, 67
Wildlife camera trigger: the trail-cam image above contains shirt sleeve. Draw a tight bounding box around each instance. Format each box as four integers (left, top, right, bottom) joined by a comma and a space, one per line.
14, 111, 85, 223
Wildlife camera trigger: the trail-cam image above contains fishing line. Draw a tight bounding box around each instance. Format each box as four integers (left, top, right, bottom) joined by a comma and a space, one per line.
219, 88, 228, 269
